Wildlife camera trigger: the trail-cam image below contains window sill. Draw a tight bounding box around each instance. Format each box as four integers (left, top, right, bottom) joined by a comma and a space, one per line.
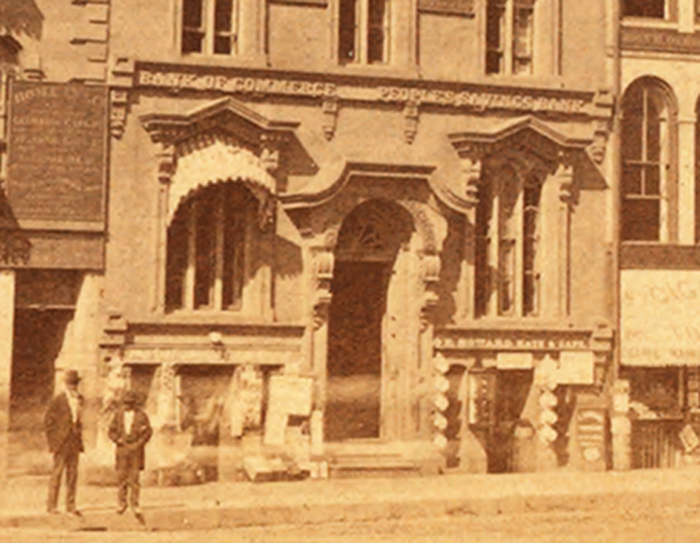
322, 62, 421, 81
463, 317, 578, 331
174, 52, 270, 70
142, 311, 277, 327
621, 18, 679, 30
478, 73, 568, 90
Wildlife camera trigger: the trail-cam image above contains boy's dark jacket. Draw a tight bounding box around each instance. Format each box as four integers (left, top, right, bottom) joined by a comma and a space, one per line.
108, 408, 152, 471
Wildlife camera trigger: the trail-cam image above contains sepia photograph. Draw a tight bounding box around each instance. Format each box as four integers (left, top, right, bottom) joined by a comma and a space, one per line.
1, 0, 700, 541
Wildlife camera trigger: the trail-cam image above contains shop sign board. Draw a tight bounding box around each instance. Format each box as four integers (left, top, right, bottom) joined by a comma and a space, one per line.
621, 269, 700, 366
7, 81, 108, 225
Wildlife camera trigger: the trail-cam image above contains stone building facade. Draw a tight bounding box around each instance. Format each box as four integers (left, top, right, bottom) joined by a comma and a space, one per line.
0, 0, 616, 480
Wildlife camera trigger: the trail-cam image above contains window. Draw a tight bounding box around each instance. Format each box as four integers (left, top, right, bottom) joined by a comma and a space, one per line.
621, 80, 675, 242
182, 0, 238, 55
486, 0, 534, 75
475, 167, 541, 318
338, 0, 390, 64
622, 0, 667, 19
166, 183, 253, 312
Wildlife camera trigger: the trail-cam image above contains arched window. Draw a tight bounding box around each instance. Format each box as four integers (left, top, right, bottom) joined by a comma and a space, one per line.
621, 79, 676, 242
165, 182, 255, 312
475, 165, 542, 318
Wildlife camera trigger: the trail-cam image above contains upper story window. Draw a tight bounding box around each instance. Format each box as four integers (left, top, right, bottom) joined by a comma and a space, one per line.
338, 0, 390, 65
623, 0, 669, 19
621, 79, 677, 242
166, 182, 253, 312
181, 0, 238, 55
486, 0, 534, 75
475, 165, 542, 318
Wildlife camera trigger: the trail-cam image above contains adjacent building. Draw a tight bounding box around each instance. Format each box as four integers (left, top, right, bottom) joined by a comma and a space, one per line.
1, 0, 616, 481
617, 0, 700, 469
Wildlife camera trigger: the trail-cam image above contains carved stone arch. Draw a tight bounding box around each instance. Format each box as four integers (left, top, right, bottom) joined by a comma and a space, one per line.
315, 191, 447, 257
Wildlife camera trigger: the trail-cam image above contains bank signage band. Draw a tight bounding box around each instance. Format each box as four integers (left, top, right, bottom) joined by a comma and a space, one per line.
136, 64, 591, 116
7, 81, 108, 224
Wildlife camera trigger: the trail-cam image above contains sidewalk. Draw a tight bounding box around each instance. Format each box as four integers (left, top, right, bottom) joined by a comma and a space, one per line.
3, 468, 700, 532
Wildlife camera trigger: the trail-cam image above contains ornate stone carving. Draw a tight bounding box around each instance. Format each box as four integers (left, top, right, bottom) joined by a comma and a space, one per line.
109, 89, 129, 139
157, 144, 176, 185
420, 253, 441, 332
461, 156, 482, 202
322, 96, 339, 141
588, 119, 610, 165
404, 101, 419, 144
311, 248, 334, 330
555, 163, 575, 205
535, 356, 559, 448
259, 133, 282, 173
400, 200, 440, 254
431, 352, 450, 451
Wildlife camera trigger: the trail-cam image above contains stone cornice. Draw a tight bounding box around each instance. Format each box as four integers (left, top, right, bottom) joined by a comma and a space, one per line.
139, 96, 299, 145
280, 161, 436, 209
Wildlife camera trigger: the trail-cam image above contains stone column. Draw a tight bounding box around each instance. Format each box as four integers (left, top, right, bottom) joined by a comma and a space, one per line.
0, 270, 15, 480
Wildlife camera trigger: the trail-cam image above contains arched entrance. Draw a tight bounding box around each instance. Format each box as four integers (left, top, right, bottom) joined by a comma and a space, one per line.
325, 200, 415, 441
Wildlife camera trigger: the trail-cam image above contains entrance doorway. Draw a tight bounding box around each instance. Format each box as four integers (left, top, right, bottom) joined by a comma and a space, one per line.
324, 199, 415, 442
325, 261, 389, 441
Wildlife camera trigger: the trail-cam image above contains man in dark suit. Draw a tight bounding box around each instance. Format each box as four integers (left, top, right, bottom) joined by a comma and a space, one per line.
108, 389, 152, 521
44, 369, 84, 516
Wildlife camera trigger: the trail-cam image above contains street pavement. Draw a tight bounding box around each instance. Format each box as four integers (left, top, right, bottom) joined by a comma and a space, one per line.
3, 467, 700, 533
3, 506, 700, 542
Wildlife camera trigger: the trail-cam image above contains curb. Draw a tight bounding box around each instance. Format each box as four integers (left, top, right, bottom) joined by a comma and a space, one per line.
3, 482, 700, 531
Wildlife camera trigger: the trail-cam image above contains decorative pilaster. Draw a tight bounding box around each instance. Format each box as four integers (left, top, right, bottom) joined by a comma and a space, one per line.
556, 161, 574, 317
310, 247, 334, 412
152, 144, 175, 313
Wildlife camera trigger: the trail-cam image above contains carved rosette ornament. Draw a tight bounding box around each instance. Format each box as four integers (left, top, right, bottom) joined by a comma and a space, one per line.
311, 248, 335, 330
420, 253, 441, 332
